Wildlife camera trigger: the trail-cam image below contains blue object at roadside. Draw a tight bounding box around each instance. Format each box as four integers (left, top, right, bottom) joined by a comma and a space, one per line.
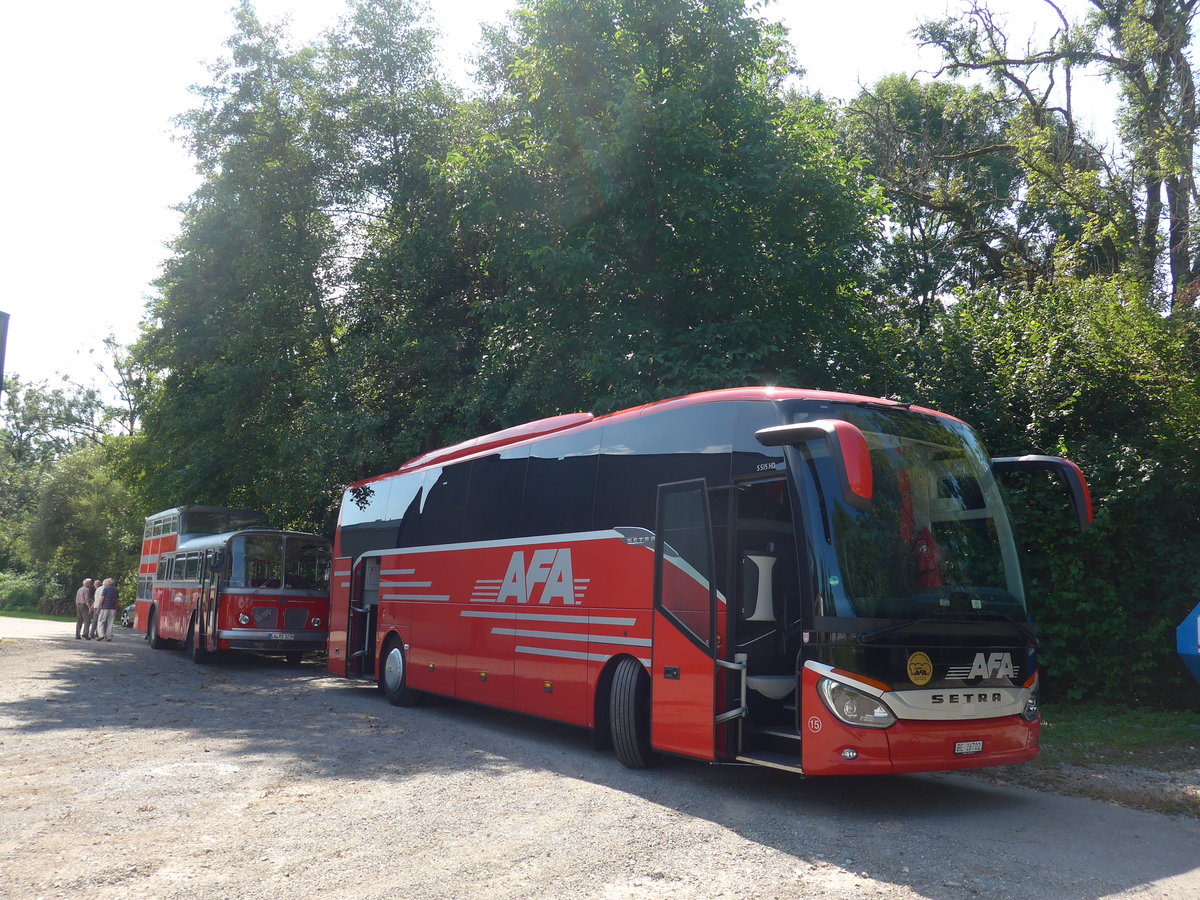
1179, 601, 1200, 688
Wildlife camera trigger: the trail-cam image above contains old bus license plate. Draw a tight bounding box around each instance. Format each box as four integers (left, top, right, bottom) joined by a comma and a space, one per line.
954, 740, 984, 755
268, 633, 295, 640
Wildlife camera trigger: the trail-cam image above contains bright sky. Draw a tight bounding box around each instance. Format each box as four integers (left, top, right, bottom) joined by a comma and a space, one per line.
0, 0, 1108, 392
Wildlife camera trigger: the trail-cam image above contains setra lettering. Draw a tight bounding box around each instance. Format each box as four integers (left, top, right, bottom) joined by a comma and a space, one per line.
931, 692, 1005, 704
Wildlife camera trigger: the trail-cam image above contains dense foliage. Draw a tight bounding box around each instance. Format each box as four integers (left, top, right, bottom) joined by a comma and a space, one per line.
3, 0, 1198, 704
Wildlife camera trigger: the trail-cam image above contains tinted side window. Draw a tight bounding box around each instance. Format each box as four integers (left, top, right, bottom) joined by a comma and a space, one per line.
337, 473, 423, 559
521, 429, 601, 537
595, 404, 735, 530
405, 464, 471, 547
732, 400, 785, 478
463, 447, 529, 542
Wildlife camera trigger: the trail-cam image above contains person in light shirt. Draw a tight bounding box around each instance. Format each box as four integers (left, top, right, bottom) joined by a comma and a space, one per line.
73, 578, 93, 640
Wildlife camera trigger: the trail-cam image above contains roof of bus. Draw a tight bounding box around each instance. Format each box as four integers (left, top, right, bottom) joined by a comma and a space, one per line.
350, 386, 958, 489
173, 529, 331, 553
143, 505, 266, 524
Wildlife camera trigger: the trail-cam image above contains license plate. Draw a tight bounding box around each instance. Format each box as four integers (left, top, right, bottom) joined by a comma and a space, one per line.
955, 740, 984, 755
268, 633, 295, 641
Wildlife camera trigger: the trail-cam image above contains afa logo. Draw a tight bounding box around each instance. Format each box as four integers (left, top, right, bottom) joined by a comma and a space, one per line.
947, 651, 1018, 681
498, 549, 579, 605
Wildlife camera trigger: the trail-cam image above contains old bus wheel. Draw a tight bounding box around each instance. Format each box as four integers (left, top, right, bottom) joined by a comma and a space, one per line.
610, 657, 655, 769
380, 638, 422, 707
148, 609, 166, 650
185, 617, 209, 664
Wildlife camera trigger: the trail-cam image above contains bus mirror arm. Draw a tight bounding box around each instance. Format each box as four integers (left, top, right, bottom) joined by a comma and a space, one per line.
755, 420, 873, 511
991, 455, 1094, 533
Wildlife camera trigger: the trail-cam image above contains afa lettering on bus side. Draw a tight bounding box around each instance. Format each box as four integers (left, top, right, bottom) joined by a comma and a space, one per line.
498, 549, 579, 605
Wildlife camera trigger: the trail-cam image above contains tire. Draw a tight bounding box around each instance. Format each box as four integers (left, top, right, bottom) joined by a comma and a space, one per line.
380, 638, 422, 707
148, 609, 166, 650
185, 616, 209, 664
610, 656, 655, 769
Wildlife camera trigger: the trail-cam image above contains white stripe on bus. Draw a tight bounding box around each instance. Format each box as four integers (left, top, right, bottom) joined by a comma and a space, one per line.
495, 628, 650, 647
515, 645, 650, 667
461, 610, 637, 626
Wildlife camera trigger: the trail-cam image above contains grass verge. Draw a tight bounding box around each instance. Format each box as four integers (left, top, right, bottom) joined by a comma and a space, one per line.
975, 703, 1200, 818
1040, 703, 1200, 769
0, 610, 73, 622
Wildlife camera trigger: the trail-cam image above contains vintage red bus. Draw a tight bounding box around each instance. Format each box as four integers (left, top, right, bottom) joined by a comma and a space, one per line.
327, 387, 1091, 775
135, 506, 268, 633
144, 521, 332, 664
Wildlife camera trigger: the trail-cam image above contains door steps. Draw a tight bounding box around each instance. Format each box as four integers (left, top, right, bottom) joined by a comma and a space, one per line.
734, 751, 805, 774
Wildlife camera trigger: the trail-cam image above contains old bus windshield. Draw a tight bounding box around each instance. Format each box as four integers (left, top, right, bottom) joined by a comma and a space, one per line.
228, 534, 332, 591
780, 400, 1025, 621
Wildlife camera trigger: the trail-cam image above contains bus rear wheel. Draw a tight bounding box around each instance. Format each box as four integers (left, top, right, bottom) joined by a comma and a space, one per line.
380, 638, 422, 707
610, 657, 655, 769
148, 610, 166, 650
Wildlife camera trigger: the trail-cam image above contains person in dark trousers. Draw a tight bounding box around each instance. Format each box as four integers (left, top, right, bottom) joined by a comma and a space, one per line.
74, 578, 93, 640
95, 578, 119, 642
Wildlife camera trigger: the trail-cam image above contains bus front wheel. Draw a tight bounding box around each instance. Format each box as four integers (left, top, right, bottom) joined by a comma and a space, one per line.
148, 610, 166, 650
184, 617, 208, 664
380, 638, 422, 707
610, 657, 655, 769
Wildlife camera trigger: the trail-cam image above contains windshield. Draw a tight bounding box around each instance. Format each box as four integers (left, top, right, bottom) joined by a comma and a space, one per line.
227, 534, 331, 592
780, 400, 1025, 620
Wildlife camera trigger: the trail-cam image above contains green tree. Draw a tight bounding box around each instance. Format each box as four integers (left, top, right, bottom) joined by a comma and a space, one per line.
841, 76, 1022, 334
917, 0, 1199, 308
134, 2, 341, 525
450, 0, 884, 419
28, 442, 143, 598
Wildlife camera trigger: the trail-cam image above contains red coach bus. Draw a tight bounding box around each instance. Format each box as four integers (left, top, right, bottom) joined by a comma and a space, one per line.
143, 518, 332, 664
328, 387, 1091, 775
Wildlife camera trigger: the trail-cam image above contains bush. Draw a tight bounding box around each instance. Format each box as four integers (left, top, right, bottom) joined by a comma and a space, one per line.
0, 572, 60, 613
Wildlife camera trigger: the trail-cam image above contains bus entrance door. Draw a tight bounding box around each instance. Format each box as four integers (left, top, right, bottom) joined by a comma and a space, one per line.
651, 480, 719, 761
345, 556, 380, 679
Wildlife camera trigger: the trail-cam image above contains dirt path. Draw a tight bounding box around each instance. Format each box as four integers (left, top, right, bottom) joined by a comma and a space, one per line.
2, 628, 1199, 899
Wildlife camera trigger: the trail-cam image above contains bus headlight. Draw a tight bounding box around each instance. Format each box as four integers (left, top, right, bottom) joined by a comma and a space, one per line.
238, 613, 250, 625
817, 677, 896, 729
1021, 683, 1040, 722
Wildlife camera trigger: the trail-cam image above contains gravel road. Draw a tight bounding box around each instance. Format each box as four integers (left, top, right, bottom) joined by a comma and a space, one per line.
2, 621, 1199, 900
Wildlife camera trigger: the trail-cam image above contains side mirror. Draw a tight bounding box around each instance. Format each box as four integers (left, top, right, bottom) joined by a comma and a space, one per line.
756, 419, 873, 511
991, 455, 1093, 533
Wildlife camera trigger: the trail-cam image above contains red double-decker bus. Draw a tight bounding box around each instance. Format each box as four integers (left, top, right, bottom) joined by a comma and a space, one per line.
139, 507, 332, 664
327, 387, 1090, 775
135, 506, 267, 631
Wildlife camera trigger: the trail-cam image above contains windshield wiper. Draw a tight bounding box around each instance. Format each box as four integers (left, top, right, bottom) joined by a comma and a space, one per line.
859, 617, 946, 643
859, 612, 1038, 646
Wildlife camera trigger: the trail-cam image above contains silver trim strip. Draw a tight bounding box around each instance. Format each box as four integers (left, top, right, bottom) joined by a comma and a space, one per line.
216, 629, 329, 641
